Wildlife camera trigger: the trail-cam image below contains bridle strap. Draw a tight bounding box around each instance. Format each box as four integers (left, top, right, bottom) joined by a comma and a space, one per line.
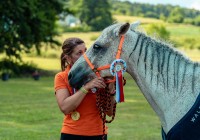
83, 35, 125, 82
83, 53, 101, 77
83, 53, 95, 70
97, 65, 110, 71
116, 35, 125, 59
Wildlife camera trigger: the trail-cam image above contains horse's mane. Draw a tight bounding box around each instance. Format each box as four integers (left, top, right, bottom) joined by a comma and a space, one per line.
127, 29, 200, 94
134, 30, 200, 66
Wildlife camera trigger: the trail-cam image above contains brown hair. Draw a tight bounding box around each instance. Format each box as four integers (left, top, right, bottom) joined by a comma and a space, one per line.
61, 37, 84, 71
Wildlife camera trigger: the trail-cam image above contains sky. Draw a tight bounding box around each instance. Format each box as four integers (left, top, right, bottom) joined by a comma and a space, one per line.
120, 0, 200, 10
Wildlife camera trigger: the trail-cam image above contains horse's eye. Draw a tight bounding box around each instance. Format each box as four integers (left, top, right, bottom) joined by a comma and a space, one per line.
93, 44, 101, 49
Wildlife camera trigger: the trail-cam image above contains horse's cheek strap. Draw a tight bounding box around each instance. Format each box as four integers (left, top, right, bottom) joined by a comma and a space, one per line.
83, 53, 95, 70
116, 35, 125, 59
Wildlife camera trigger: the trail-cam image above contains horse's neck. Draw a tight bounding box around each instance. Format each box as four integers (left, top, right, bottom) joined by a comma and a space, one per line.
127, 34, 200, 133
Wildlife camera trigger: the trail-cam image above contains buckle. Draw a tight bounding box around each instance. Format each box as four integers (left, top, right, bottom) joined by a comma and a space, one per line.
93, 68, 99, 73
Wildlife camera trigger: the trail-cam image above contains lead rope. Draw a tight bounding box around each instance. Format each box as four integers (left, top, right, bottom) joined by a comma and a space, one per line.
96, 77, 126, 140
96, 88, 117, 140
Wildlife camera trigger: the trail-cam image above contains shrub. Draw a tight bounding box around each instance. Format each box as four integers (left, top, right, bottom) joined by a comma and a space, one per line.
146, 24, 170, 40
0, 59, 38, 77
184, 18, 195, 25
194, 16, 200, 26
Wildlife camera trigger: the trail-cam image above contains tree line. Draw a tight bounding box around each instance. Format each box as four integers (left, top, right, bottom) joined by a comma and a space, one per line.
111, 0, 200, 26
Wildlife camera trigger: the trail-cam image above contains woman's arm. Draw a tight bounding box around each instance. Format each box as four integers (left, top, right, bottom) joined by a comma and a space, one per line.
55, 77, 106, 115
55, 88, 87, 115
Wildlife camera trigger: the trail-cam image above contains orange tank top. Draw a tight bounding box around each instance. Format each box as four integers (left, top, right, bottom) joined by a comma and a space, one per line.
54, 66, 108, 136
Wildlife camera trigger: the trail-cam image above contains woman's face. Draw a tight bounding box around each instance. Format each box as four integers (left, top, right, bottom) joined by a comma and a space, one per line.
69, 43, 87, 65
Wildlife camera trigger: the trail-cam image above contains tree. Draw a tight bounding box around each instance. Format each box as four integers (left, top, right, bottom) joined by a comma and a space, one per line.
167, 7, 184, 23
194, 16, 200, 26
0, 0, 64, 60
78, 0, 113, 31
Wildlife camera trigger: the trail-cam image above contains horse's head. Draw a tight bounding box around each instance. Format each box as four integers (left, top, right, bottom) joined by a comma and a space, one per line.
68, 21, 140, 88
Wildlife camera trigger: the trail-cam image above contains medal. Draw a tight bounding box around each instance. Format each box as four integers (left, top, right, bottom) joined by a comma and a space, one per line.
71, 111, 80, 121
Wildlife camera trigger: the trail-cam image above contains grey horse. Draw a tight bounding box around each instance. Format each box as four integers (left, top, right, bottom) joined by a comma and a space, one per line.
68, 22, 200, 140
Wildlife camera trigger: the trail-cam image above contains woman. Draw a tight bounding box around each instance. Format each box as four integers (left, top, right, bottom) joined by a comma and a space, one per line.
54, 37, 116, 140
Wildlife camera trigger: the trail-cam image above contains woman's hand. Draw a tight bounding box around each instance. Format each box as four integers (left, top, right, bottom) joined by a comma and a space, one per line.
84, 77, 106, 90
107, 82, 116, 96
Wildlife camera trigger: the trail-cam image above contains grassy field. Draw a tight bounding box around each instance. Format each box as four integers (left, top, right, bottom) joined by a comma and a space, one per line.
0, 74, 161, 140
0, 77, 61, 140
1, 15, 200, 140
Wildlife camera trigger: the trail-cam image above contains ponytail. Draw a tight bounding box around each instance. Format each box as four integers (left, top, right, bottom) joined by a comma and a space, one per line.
60, 52, 66, 71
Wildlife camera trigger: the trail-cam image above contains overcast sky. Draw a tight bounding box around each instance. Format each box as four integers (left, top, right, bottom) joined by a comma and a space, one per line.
120, 0, 200, 10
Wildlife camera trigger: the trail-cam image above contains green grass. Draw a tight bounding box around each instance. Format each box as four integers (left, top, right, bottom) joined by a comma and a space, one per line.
0, 77, 62, 140
167, 24, 200, 37
0, 75, 161, 140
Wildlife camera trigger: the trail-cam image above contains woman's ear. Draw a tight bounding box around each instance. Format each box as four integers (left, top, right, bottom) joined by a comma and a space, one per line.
66, 55, 72, 64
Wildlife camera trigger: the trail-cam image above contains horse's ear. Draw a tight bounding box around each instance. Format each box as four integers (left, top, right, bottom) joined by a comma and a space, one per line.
119, 23, 130, 36
130, 21, 140, 31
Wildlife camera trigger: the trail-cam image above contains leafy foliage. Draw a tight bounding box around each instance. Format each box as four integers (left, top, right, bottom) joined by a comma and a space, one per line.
168, 7, 184, 23
0, 58, 38, 76
146, 24, 170, 40
68, 0, 113, 31
194, 16, 200, 26
0, 0, 64, 60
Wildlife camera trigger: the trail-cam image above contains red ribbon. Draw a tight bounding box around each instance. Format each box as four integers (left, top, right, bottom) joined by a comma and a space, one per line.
116, 71, 124, 102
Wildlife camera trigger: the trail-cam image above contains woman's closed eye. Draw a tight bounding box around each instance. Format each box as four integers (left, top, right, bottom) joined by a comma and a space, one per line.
76, 50, 85, 56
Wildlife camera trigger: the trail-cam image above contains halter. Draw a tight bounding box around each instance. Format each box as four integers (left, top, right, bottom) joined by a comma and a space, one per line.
83, 35, 125, 83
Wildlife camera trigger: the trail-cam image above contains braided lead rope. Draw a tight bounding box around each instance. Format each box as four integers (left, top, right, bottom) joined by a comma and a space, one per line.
96, 88, 117, 140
